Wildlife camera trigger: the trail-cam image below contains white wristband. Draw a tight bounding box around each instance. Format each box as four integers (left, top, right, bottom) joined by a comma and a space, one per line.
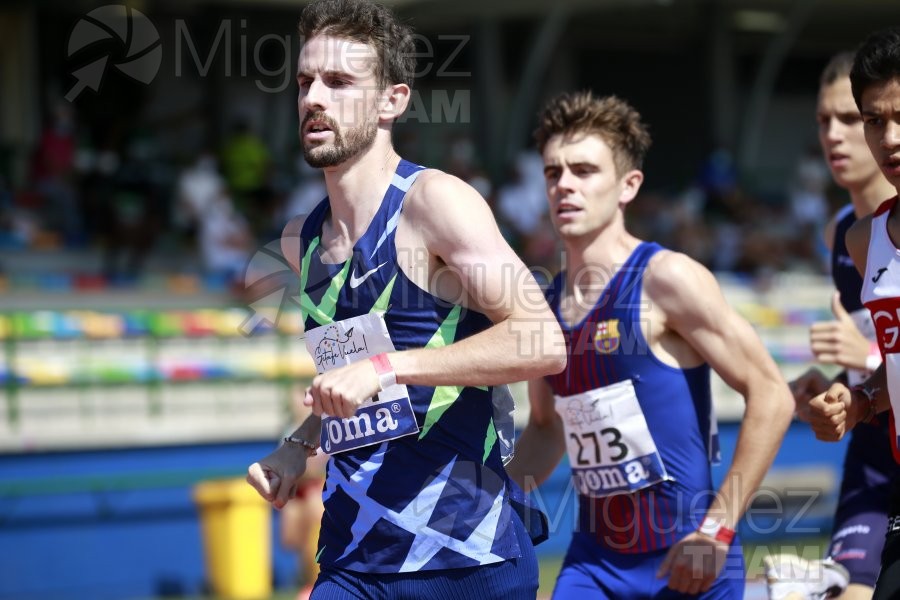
866, 352, 882, 373
699, 517, 735, 544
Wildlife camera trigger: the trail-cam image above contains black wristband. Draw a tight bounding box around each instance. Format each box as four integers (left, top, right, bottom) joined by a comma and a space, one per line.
851, 385, 879, 425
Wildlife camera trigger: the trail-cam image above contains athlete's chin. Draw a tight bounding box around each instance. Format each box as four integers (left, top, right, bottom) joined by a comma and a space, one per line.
304, 147, 346, 169
881, 164, 900, 189
555, 224, 588, 240
830, 171, 854, 190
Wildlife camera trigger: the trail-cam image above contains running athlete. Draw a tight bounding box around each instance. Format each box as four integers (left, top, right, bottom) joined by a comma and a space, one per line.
807, 27, 900, 600
244, 1, 566, 599
505, 91, 794, 598
764, 51, 898, 600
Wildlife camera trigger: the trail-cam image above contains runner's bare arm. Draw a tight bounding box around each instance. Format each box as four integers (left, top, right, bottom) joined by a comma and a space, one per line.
809, 364, 889, 441
246, 413, 322, 510
246, 213, 321, 507
302, 172, 564, 419
388, 171, 567, 386
845, 214, 873, 278
506, 377, 566, 492
646, 252, 794, 531
809, 211, 889, 442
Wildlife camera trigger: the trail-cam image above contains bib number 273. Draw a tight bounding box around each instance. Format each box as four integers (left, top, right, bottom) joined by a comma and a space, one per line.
568, 427, 628, 466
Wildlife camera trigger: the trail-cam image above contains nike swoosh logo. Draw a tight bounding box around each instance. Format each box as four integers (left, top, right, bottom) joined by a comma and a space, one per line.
349, 262, 387, 288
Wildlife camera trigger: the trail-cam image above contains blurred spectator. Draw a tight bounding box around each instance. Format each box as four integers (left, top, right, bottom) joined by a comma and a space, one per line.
220, 118, 272, 234
0, 174, 34, 250
788, 144, 831, 270
199, 191, 252, 287
0, 174, 11, 234
664, 186, 714, 266
698, 144, 744, 226
445, 135, 494, 201
789, 144, 830, 230
31, 102, 80, 245
688, 145, 802, 274
101, 134, 162, 284
445, 135, 477, 180
497, 152, 547, 243
521, 213, 559, 277
81, 139, 120, 251
174, 152, 225, 240
699, 145, 737, 200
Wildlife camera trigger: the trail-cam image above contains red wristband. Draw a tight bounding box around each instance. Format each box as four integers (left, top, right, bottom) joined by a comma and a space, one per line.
371, 353, 397, 391
699, 517, 735, 544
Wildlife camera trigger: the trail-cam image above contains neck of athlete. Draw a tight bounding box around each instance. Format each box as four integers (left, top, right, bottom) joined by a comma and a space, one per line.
562, 214, 641, 300
849, 173, 897, 217
321, 129, 402, 242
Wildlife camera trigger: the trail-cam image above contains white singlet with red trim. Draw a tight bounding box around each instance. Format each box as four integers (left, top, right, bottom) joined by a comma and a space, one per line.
861, 196, 900, 458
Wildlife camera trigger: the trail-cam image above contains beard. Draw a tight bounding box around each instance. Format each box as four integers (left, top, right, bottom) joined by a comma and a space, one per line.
301, 111, 378, 168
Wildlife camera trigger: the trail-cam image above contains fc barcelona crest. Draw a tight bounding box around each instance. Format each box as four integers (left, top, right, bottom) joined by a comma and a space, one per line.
594, 319, 620, 354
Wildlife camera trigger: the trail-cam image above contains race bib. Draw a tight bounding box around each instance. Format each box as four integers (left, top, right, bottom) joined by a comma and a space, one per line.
555, 379, 670, 497
305, 313, 419, 454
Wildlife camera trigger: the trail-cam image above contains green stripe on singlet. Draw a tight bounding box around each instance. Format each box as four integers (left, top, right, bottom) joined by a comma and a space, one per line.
298, 236, 351, 326
483, 418, 497, 464
419, 306, 463, 439
370, 274, 397, 314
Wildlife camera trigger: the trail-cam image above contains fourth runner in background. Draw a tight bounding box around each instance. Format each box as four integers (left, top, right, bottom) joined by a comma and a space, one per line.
764, 50, 899, 600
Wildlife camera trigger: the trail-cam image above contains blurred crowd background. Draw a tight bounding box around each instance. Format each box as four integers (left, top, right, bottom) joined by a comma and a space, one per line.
3, 0, 900, 295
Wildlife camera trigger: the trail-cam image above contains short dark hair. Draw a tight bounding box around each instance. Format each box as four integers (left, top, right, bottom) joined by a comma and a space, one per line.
820, 51, 855, 88
533, 91, 651, 175
850, 27, 900, 109
298, 0, 417, 89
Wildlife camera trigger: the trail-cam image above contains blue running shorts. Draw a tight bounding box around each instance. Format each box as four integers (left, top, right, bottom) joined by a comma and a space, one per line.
552, 531, 745, 599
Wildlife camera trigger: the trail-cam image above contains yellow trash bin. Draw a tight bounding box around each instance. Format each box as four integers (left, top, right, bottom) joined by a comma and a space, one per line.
193, 478, 272, 600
